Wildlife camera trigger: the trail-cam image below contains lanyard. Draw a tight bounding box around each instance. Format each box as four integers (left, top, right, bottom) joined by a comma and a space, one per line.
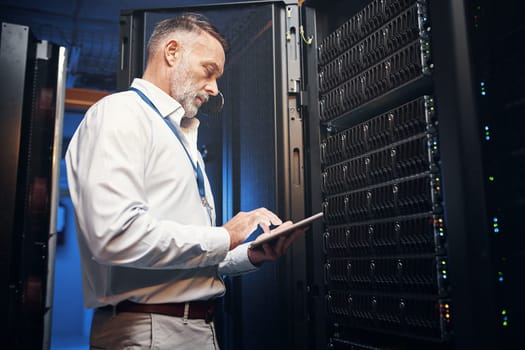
129, 87, 209, 205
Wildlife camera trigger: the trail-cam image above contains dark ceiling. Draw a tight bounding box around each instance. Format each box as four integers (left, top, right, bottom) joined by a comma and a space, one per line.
0, 0, 270, 91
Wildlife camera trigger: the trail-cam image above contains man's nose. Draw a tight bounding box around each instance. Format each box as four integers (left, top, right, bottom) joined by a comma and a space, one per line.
205, 80, 219, 96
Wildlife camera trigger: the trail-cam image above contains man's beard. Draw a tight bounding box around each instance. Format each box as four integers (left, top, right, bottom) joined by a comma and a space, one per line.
171, 66, 208, 118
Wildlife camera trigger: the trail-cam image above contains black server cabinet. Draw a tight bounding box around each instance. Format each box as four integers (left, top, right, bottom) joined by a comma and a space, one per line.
0, 23, 66, 349
304, 0, 524, 349
118, 2, 306, 350
119, 1, 524, 349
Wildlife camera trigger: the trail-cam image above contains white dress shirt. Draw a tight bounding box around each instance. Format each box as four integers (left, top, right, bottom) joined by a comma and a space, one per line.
66, 78, 257, 308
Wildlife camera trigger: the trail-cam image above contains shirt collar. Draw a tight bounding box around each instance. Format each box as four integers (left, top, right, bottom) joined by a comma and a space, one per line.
130, 78, 185, 126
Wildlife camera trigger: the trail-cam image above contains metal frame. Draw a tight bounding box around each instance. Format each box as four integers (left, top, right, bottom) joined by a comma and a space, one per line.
43, 44, 67, 350
117, 2, 308, 350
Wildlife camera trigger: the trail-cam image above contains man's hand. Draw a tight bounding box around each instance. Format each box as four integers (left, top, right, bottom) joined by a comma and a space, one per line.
247, 222, 307, 265
222, 208, 282, 250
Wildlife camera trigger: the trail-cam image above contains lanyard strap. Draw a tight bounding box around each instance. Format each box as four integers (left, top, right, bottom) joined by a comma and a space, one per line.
129, 87, 206, 199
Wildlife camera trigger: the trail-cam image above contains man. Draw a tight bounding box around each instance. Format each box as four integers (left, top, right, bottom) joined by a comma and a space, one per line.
66, 13, 303, 350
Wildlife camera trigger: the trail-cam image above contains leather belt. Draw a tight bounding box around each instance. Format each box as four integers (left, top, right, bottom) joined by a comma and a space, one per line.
99, 300, 215, 323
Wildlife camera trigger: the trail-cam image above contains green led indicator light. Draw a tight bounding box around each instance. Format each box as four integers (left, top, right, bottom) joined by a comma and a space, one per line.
501, 309, 509, 326
489, 176, 495, 182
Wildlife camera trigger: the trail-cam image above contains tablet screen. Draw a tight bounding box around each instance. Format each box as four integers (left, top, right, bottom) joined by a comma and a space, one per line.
248, 211, 323, 249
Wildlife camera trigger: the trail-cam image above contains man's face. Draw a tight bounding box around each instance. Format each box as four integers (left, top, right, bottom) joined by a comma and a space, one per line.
170, 32, 225, 118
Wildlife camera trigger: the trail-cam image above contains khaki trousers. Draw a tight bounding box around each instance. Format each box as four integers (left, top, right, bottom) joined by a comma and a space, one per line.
90, 308, 220, 350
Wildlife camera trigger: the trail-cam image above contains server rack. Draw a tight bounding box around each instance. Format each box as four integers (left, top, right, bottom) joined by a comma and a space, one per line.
0, 23, 67, 349
304, 0, 523, 349
119, 1, 523, 349
118, 3, 305, 350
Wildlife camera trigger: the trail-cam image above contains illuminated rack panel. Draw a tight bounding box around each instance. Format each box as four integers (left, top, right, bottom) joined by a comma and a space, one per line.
318, 3, 429, 94
317, 0, 416, 66
319, 93, 449, 340
322, 174, 441, 223
317, 1, 431, 122
319, 39, 431, 122
323, 215, 446, 259
320, 96, 434, 167
324, 255, 449, 295
326, 291, 451, 340
321, 135, 438, 194
321, 96, 436, 178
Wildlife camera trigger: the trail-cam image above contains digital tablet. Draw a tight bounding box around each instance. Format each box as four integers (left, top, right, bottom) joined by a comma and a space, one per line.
248, 211, 324, 249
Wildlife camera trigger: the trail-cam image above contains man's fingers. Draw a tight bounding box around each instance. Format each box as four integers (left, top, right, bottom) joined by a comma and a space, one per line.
259, 222, 271, 234
282, 228, 306, 252
251, 208, 282, 226
274, 235, 288, 254
249, 208, 285, 234
261, 242, 276, 258
270, 220, 293, 234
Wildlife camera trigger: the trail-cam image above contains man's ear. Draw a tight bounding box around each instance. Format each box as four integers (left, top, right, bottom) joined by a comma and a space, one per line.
165, 40, 180, 66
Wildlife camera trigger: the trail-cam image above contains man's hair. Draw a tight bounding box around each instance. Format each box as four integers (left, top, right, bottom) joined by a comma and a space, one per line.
147, 13, 228, 58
